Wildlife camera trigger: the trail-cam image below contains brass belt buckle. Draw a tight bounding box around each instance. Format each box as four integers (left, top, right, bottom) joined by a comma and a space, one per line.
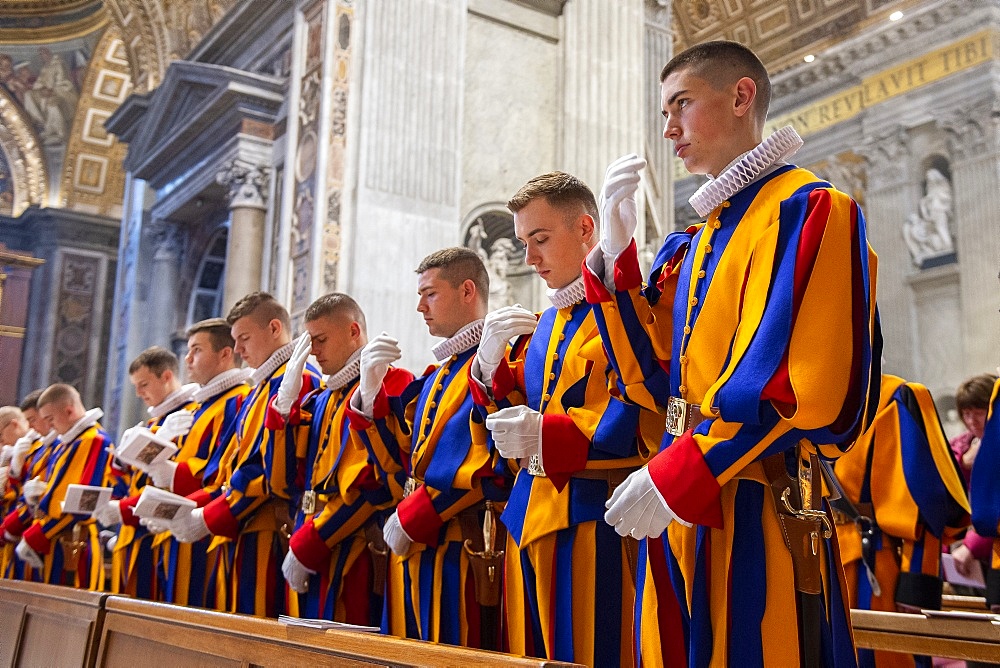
403, 477, 417, 498
526, 454, 546, 477
665, 396, 688, 437
301, 490, 316, 515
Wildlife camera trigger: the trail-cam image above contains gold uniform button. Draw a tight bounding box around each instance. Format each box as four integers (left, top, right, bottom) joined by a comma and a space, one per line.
712, 221, 722, 229
543, 393, 551, 402
429, 402, 437, 408
704, 244, 712, 254
690, 297, 698, 306
548, 373, 556, 380
552, 353, 559, 361
435, 384, 443, 392
442, 368, 451, 375
680, 356, 688, 365
679, 385, 687, 393
697, 270, 706, 278
722, 201, 731, 208
683, 326, 691, 334
558, 334, 566, 341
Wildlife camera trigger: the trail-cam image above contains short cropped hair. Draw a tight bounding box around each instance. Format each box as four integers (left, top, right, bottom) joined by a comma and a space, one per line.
128, 346, 179, 376
416, 247, 489, 305
37, 383, 81, 409
0, 406, 26, 434
226, 291, 291, 331
956, 374, 998, 413
19, 389, 43, 412
507, 171, 599, 223
305, 293, 367, 332
660, 40, 771, 124
186, 317, 235, 352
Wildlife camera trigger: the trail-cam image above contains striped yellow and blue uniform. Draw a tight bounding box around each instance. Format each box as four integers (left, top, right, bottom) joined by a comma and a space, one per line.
349, 350, 509, 649
152, 383, 249, 608
585, 166, 880, 667
2, 431, 59, 580
285, 367, 413, 624
835, 374, 968, 668
200, 359, 321, 616
970, 377, 1000, 609
471, 300, 657, 667
3, 423, 115, 590
111, 401, 197, 600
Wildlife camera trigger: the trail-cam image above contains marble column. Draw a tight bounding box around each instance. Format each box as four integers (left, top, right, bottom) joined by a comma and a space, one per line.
217, 160, 269, 312
146, 221, 183, 344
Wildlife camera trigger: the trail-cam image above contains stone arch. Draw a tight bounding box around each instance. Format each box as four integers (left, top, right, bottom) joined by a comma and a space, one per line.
0, 87, 48, 215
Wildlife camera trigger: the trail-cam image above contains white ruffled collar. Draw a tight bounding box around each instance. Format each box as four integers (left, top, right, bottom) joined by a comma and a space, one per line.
249, 341, 295, 386
59, 407, 103, 444
431, 319, 484, 361
547, 275, 586, 310
148, 383, 199, 419
193, 368, 252, 403
688, 125, 803, 217
325, 347, 363, 391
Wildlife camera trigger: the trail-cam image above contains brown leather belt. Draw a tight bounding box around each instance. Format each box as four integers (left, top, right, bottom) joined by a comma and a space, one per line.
665, 397, 710, 437
519, 460, 637, 486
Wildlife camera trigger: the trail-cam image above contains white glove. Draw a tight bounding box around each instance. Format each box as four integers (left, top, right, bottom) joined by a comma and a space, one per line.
0, 466, 8, 492
275, 332, 312, 416
358, 334, 401, 417
106, 534, 118, 553
139, 517, 171, 534
16, 539, 43, 569
4, 530, 18, 544
22, 476, 46, 506
92, 500, 123, 528
148, 459, 178, 490
282, 549, 316, 594
486, 405, 543, 461
0, 445, 12, 467
383, 512, 413, 556
604, 467, 679, 539
599, 153, 647, 257
157, 410, 194, 443
10, 430, 37, 477
476, 306, 537, 386
171, 507, 210, 543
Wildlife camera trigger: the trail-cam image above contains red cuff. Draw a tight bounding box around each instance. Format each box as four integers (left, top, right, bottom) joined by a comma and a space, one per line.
647, 432, 723, 529
345, 403, 374, 431
583, 260, 614, 304
202, 496, 238, 540
492, 358, 516, 402
119, 495, 141, 527
172, 462, 202, 497
396, 485, 444, 547
540, 414, 591, 492
22, 523, 50, 554
468, 362, 493, 407
186, 488, 213, 508
265, 395, 293, 430
2, 510, 25, 537
289, 520, 332, 571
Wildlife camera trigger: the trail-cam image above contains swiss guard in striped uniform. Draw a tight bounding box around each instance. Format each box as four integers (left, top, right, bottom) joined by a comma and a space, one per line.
2, 384, 115, 590
348, 248, 509, 650
279, 293, 412, 624
586, 42, 880, 667
170, 292, 320, 617
471, 173, 656, 667
970, 375, 1000, 612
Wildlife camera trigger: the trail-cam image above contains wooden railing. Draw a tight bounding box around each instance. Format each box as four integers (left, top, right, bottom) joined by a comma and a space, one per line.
851, 609, 1000, 663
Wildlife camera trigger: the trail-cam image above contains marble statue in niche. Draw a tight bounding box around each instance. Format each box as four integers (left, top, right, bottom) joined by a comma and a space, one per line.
903, 167, 955, 267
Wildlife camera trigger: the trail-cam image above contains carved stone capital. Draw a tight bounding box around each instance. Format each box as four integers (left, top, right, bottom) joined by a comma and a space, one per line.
216, 160, 269, 210
938, 102, 1000, 162
146, 221, 184, 261
859, 127, 911, 187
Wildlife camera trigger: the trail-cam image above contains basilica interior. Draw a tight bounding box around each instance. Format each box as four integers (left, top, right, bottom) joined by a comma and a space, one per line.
0, 0, 996, 440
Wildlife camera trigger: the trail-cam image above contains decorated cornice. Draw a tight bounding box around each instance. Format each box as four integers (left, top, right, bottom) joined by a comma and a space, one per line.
0, 0, 108, 44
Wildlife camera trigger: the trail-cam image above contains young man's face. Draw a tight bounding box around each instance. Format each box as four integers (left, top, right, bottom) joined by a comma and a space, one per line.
416, 268, 473, 339
0, 418, 27, 446
22, 407, 47, 435
185, 332, 234, 385
305, 314, 361, 375
661, 67, 745, 177
38, 401, 76, 435
230, 316, 282, 369
130, 366, 174, 408
514, 197, 592, 290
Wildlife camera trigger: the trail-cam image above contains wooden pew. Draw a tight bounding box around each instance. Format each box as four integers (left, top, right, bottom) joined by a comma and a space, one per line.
942, 593, 990, 611
0, 579, 108, 668
94, 597, 581, 667
851, 609, 1000, 663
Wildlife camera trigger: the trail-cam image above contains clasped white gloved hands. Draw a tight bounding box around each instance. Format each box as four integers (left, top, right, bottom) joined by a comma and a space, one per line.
22, 476, 46, 507
148, 459, 177, 490
486, 405, 543, 461
92, 499, 123, 528
604, 467, 681, 539
16, 539, 43, 569
356, 333, 402, 418
157, 409, 194, 444
599, 153, 647, 258
282, 548, 316, 594
475, 306, 537, 387
275, 333, 312, 416
139, 517, 171, 534
170, 507, 210, 543
382, 511, 413, 556
0, 465, 8, 493
0, 444, 12, 467
10, 429, 38, 477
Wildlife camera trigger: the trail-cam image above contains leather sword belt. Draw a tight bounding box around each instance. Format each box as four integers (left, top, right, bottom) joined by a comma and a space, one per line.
519, 459, 637, 488
665, 396, 710, 437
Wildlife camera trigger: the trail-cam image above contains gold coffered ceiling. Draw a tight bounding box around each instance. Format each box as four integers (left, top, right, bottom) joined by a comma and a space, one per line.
671, 0, 934, 74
